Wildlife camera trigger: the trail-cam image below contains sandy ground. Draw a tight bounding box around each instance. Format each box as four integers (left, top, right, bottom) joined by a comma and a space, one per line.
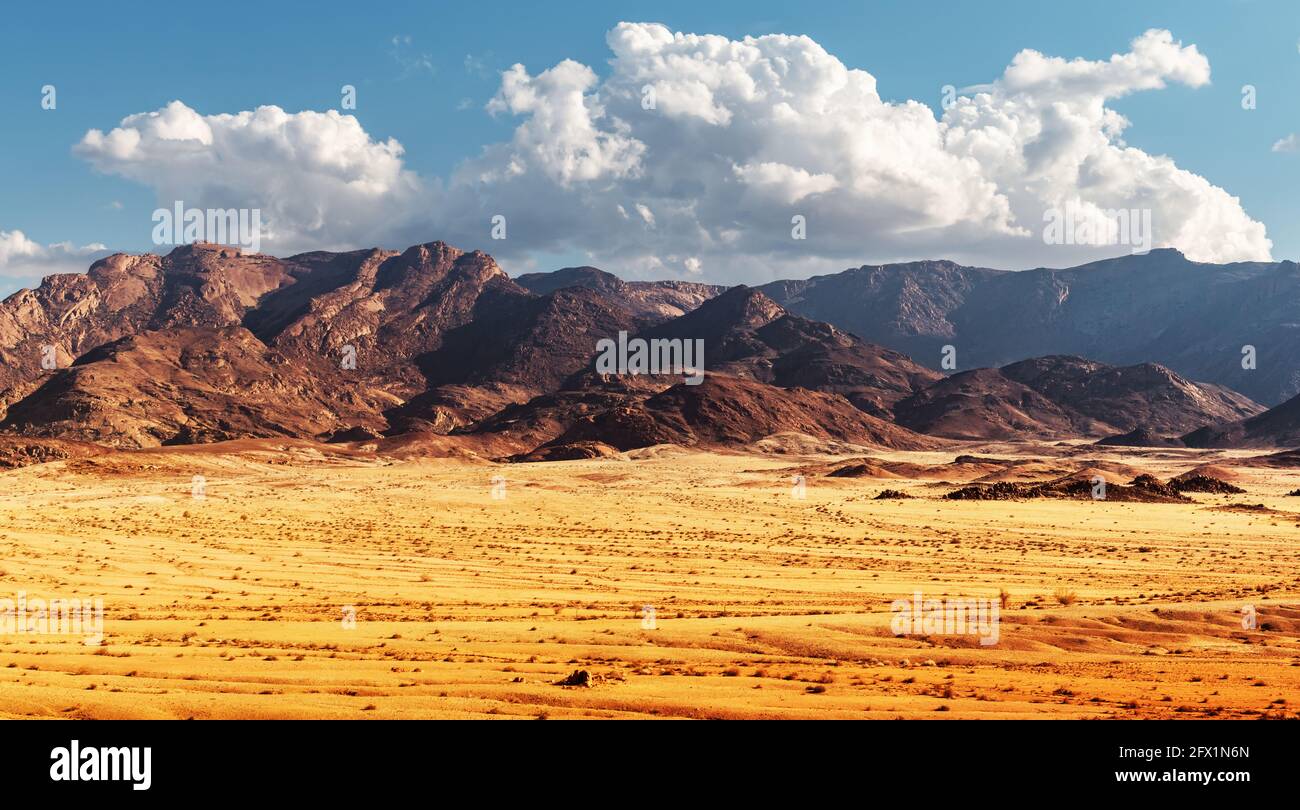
1, 440, 1297, 719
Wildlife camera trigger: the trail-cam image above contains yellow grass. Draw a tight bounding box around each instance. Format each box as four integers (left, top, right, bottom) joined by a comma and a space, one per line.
0, 441, 1297, 719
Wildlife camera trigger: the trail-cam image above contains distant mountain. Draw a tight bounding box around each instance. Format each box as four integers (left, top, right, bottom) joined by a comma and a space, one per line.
514, 265, 722, 319
0, 240, 1279, 455
999, 356, 1263, 434
0, 243, 281, 416
892, 355, 1263, 441
0, 242, 938, 454
383, 283, 654, 433
892, 367, 1102, 440
3, 326, 364, 446
466, 285, 945, 453
1095, 428, 1186, 448
2, 241, 529, 445
1182, 393, 1300, 448
758, 249, 1300, 406
634, 286, 942, 417
546, 375, 939, 452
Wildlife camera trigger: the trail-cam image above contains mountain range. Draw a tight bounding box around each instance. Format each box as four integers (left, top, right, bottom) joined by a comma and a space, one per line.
757, 249, 1300, 407
1, 240, 1297, 457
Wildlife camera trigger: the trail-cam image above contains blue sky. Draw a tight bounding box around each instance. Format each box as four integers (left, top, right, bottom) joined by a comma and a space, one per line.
1, 0, 1297, 292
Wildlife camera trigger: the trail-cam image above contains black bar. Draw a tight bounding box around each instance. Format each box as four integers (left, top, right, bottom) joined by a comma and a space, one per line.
6, 719, 1282, 796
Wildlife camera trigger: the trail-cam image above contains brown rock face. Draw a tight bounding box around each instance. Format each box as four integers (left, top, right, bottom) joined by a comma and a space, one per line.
999, 355, 1263, 434
515, 266, 723, 319
2, 326, 372, 447
0, 242, 715, 452
0, 239, 1272, 456
757, 249, 1300, 406
0, 242, 524, 446
893, 356, 1264, 441
0, 242, 299, 416
547, 375, 940, 452
463, 283, 949, 454
1183, 393, 1300, 449
638, 286, 942, 417
893, 368, 1100, 440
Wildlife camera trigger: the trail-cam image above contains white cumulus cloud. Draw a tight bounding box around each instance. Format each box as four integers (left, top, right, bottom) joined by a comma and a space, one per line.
436, 24, 1269, 277
75, 100, 426, 255
70, 25, 1272, 282
0, 230, 107, 285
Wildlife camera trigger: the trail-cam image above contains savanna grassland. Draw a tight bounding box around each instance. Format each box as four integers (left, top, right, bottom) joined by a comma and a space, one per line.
1, 439, 1297, 719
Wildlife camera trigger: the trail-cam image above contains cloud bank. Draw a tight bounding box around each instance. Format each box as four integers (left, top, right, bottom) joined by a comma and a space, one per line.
75, 101, 426, 255
70, 25, 1271, 283
0, 230, 107, 287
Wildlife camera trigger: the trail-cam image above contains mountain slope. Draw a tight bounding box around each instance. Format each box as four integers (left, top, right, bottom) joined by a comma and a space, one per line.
2, 327, 373, 446
635, 286, 941, 416
893, 356, 1263, 441
0, 240, 1274, 454
1182, 394, 1300, 448
758, 249, 1300, 405
1000, 356, 1264, 434
543, 375, 940, 452
893, 368, 1101, 440
0, 243, 301, 416
515, 265, 722, 319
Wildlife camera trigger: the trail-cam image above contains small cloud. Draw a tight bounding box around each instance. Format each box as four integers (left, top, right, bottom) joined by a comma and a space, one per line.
464, 53, 494, 78
390, 35, 435, 79
0, 229, 108, 281
456, 98, 474, 111
107, 200, 124, 210
1272, 134, 1298, 153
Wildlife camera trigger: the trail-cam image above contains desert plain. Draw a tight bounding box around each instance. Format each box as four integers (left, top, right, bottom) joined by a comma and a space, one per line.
1, 436, 1297, 720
